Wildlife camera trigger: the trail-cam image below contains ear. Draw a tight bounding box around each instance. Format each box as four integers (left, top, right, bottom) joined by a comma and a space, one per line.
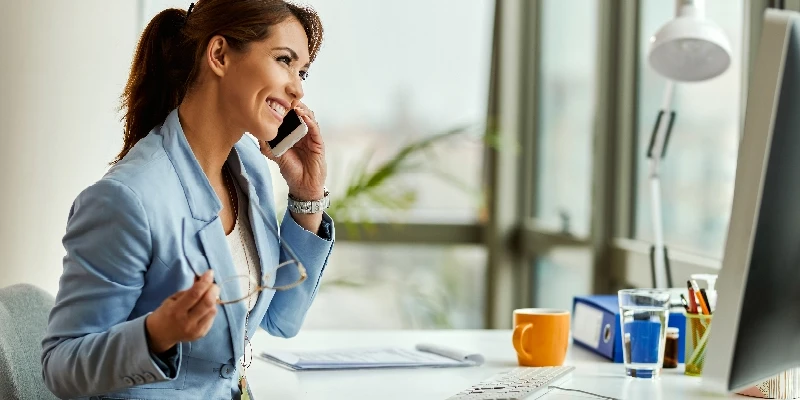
205, 35, 230, 77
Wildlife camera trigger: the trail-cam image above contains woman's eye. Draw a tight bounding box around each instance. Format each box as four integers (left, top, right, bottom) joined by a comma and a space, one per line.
299, 71, 309, 81
277, 56, 292, 65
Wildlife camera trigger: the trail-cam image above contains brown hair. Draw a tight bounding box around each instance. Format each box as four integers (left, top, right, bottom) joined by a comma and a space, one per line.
116, 0, 323, 163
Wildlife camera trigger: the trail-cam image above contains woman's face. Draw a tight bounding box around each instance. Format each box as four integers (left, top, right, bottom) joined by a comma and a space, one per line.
217, 18, 310, 142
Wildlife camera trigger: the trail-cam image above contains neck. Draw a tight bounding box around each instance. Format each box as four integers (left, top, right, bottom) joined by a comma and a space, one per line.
177, 88, 243, 182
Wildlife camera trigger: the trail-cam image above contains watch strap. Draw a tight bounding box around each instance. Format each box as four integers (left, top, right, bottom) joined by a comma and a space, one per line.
288, 190, 330, 214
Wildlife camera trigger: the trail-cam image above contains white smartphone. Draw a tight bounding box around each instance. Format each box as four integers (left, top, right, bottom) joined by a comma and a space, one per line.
268, 109, 308, 157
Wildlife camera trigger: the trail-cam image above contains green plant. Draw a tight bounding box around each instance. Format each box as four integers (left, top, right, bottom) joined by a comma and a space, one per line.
327, 125, 472, 220
320, 123, 508, 328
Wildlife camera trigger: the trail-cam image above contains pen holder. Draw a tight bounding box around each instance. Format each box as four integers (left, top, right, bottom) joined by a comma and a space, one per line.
684, 312, 712, 377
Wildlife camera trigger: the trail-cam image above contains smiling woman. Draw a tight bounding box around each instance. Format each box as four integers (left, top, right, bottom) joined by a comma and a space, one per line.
119, 0, 322, 164
41, 1, 335, 400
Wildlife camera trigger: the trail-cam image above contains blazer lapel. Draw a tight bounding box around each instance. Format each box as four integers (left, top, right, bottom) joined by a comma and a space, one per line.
163, 108, 246, 362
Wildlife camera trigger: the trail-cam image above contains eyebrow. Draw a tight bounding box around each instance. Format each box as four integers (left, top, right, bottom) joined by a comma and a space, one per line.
272, 46, 311, 68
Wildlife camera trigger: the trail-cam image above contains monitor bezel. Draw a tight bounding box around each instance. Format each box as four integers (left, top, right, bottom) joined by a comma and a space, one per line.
703, 8, 800, 394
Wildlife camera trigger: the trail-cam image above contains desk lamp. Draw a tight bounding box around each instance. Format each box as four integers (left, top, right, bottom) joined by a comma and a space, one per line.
645, 0, 731, 288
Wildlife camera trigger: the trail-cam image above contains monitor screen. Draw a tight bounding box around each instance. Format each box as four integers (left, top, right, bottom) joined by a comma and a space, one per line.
703, 9, 800, 393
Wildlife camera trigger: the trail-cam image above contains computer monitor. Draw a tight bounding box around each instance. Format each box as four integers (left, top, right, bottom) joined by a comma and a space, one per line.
703, 8, 800, 394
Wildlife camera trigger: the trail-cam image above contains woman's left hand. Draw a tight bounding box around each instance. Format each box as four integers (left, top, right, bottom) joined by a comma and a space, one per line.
261, 102, 327, 200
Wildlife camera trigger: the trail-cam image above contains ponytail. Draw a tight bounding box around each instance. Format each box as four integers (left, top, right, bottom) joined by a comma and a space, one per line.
116, 1, 324, 164
116, 8, 193, 163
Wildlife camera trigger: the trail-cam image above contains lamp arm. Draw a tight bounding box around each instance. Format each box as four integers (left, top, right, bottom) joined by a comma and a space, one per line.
647, 81, 677, 289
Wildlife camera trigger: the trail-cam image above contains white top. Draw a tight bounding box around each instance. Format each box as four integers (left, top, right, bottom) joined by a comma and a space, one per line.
225, 178, 261, 313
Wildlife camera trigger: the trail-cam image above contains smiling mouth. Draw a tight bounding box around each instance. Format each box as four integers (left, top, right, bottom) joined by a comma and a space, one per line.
266, 99, 287, 116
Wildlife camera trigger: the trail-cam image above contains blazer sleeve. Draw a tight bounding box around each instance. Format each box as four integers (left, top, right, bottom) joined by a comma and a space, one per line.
41, 179, 180, 399
261, 210, 334, 338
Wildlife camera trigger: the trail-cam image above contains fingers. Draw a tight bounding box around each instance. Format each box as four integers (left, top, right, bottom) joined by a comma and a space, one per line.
188, 281, 220, 318
295, 102, 314, 119
174, 270, 215, 310
184, 293, 218, 340
193, 307, 218, 338
148, 270, 221, 346
294, 107, 321, 141
260, 139, 278, 161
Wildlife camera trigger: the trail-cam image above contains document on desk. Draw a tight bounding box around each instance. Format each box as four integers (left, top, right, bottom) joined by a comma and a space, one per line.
258, 343, 485, 371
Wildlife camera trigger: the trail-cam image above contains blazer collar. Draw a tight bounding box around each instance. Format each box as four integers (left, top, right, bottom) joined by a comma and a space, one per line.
166, 110, 277, 361
161, 108, 223, 222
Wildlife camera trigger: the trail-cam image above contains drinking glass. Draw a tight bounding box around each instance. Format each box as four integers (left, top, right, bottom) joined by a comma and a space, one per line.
618, 289, 671, 379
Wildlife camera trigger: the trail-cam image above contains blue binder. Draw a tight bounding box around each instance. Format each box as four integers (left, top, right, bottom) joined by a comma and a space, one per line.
571, 295, 686, 363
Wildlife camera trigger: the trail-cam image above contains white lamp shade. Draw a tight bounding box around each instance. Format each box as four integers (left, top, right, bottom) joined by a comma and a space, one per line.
648, 16, 732, 82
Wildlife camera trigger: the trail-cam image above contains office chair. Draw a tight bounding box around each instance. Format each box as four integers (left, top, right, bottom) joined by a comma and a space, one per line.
0, 283, 58, 400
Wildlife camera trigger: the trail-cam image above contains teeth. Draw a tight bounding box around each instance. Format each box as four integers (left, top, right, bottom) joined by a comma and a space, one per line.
267, 100, 286, 116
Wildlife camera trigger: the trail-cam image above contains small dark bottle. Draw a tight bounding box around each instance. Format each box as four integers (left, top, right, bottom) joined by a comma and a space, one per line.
663, 327, 679, 369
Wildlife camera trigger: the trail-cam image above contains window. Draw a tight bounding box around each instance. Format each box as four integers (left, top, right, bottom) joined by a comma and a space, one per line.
535, 0, 599, 238
634, 0, 744, 259
527, 0, 599, 308
533, 249, 593, 311
303, 243, 486, 329
276, 0, 494, 224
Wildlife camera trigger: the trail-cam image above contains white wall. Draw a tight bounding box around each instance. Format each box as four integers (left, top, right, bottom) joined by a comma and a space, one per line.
0, 1, 140, 295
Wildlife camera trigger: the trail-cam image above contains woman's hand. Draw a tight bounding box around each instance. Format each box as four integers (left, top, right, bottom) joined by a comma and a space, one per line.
145, 270, 219, 354
261, 102, 327, 201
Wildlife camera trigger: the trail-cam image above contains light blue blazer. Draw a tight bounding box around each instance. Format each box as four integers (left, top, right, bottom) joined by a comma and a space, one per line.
41, 109, 334, 400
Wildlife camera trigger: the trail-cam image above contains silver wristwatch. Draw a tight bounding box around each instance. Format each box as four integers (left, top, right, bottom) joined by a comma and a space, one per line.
287, 189, 330, 214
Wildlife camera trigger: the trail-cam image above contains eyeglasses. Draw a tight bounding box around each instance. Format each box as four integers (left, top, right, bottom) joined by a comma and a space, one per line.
181, 202, 308, 305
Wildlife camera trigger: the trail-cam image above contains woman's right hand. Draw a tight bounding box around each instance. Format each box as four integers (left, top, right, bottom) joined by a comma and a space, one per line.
145, 270, 220, 354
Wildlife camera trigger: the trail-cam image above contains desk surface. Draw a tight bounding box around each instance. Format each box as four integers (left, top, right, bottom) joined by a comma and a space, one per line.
249, 329, 746, 400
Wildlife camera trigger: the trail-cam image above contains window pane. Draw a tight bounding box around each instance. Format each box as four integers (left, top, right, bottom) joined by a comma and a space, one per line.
533, 249, 593, 311
303, 243, 487, 329
634, 0, 744, 258
535, 0, 598, 237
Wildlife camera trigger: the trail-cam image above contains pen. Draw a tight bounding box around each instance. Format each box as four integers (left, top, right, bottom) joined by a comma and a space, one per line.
690, 279, 701, 294
690, 279, 710, 315
679, 294, 691, 313
687, 281, 698, 314
699, 288, 712, 315
695, 288, 710, 315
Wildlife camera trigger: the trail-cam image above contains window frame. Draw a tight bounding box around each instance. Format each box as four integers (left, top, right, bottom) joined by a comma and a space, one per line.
516, 0, 768, 317
333, 0, 773, 329
605, 0, 766, 290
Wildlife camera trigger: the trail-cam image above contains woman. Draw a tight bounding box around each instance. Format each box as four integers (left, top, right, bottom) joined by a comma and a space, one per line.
41, 1, 333, 399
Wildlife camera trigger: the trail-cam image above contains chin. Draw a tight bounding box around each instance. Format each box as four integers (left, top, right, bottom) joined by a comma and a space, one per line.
249, 122, 279, 142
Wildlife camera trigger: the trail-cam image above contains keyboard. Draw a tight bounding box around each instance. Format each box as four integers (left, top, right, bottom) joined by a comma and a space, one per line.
446, 366, 575, 400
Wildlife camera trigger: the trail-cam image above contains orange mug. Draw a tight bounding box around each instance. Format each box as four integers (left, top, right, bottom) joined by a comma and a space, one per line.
512, 308, 570, 367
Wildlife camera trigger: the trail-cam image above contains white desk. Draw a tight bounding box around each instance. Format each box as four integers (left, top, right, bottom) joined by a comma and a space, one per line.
248, 330, 745, 399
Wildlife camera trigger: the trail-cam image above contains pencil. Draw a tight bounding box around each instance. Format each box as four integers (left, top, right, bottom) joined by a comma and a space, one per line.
700, 289, 712, 315
687, 281, 698, 313
695, 291, 710, 315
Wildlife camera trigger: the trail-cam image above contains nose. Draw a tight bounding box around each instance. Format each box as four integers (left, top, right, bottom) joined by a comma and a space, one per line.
287, 75, 304, 105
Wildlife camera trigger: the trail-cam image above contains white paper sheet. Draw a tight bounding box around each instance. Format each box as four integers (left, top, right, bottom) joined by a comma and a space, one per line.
258, 344, 484, 371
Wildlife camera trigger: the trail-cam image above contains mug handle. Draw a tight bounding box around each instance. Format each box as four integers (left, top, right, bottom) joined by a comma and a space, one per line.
512, 322, 534, 360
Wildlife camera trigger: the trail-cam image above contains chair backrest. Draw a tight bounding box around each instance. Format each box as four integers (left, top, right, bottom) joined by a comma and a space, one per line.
0, 283, 58, 400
